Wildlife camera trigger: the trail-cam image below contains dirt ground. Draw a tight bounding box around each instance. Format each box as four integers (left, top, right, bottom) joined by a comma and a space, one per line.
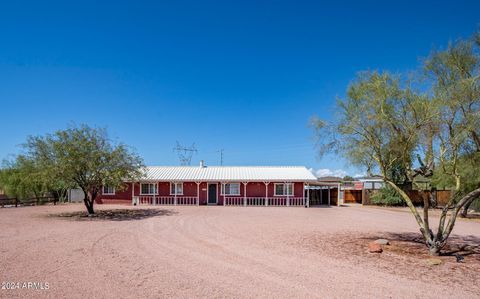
0, 204, 479, 298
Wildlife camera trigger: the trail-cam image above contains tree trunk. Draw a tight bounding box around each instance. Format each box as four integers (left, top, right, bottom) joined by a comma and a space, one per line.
429, 188, 437, 208
385, 180, 439, 254
86, 202, 94, 214
460, 200, 473, 218
83, 198, 95, 215
437, 188, 480, 249
82, 190, 95, 215
52, 191, 59, 205
383, 181, 480, 255
428, 244, 441, 256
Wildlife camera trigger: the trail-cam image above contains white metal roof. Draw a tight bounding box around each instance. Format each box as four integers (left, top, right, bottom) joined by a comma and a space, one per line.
140, 166, 317, 182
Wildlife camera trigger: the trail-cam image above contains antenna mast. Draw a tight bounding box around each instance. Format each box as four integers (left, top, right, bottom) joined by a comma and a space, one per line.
217, 148, 224, 165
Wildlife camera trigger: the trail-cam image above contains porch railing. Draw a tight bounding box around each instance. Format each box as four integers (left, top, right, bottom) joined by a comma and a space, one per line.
224, 197, 305, 207
135, 196, 198, 206
134, 195, 305, 207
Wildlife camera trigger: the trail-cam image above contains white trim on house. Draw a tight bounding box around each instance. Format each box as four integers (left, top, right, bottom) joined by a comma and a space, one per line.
274, 183, 294, 196
170, 182, 184, 195
140, 183, 158, 195
221, 183, 240, 196
102, 185, 115, 195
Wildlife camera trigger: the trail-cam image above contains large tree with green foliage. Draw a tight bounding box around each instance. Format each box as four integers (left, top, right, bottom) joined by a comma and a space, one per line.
312, 32, 480, 255
0, 155, 68, 201
2, 125, 144, 214
425, 32, 480, 217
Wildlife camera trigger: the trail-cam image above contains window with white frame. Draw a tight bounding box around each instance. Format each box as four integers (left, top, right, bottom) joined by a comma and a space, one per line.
140, 183, 157, 195
221, 183, 240, 195
103, 185, 115, 195
274, 183, 293, 196
170, 183, 183, 195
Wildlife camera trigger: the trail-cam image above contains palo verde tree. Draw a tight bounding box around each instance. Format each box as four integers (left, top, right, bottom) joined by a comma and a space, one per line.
312, 32, 480, 255
22, 125, 144, 214
425, 32, 480, 217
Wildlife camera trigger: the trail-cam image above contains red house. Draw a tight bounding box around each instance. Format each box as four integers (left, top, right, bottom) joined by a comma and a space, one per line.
98, 164, 318, 207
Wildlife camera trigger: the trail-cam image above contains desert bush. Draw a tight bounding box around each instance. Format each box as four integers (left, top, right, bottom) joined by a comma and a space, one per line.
370, 186, 405, 206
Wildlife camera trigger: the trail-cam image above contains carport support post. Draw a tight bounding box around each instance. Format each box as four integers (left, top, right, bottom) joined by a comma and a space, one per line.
264, 182, 269, 206
320, 187, 323, 205
196, 182, 201, 206
336, 183, 340, 206
328, 186, 330, 204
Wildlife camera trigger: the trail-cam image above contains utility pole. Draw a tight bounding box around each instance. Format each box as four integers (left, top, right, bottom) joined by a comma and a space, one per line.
173, 141, 197, 166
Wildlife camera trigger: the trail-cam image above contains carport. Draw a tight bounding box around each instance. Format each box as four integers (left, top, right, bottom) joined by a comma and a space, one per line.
306, 181, 341, 206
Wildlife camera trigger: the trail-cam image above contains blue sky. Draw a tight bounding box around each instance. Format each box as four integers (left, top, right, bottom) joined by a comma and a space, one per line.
0, 1, 479, 177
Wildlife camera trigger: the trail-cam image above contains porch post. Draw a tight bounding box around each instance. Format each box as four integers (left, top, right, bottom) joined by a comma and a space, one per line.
302, 183, 305, 206
131, 182, 135, 205
243, 182, 247, 207
306, 183, 310, 208
264, 182, 269, 206
196, 182, 201, 206
174, 182, 177, 206
154, 182, 157, 205
286, 182, 290, 207
223, 183, 226, 206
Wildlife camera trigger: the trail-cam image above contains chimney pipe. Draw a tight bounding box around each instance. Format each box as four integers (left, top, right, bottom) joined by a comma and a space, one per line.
200, 160, 205, 168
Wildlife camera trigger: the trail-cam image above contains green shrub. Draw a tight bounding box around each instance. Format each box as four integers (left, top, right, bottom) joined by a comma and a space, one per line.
370, 186, 405, 206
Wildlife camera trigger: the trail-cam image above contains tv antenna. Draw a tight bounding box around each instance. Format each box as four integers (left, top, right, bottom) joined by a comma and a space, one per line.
173, 141, 197, 166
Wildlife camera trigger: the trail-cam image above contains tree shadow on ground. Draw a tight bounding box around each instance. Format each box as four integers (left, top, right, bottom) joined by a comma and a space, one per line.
50, 208, 177, 221
461, 213, 480, 220
368, 232, 480, 258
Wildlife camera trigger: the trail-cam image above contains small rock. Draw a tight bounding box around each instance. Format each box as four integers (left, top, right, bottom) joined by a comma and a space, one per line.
454, 254, 464, 263
426, 258, 442, 266
368, 242, 383, 253
374, 239, 390, 245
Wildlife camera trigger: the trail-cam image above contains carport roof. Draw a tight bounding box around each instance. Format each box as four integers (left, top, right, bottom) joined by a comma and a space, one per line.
139, 166, 318, 182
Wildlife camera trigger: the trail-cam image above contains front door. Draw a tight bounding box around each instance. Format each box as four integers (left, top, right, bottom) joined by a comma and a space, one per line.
208, 184, 217, 204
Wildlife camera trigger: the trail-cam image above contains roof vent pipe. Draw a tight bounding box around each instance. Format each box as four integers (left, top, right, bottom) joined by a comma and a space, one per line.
200, 160, 205, 168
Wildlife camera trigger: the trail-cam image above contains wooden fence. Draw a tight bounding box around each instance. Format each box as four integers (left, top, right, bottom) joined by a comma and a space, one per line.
363, 189, 453, 206
0, 196, 59, 208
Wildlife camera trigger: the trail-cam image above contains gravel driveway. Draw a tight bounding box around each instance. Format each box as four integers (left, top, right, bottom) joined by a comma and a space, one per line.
1, 204, 479, 298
